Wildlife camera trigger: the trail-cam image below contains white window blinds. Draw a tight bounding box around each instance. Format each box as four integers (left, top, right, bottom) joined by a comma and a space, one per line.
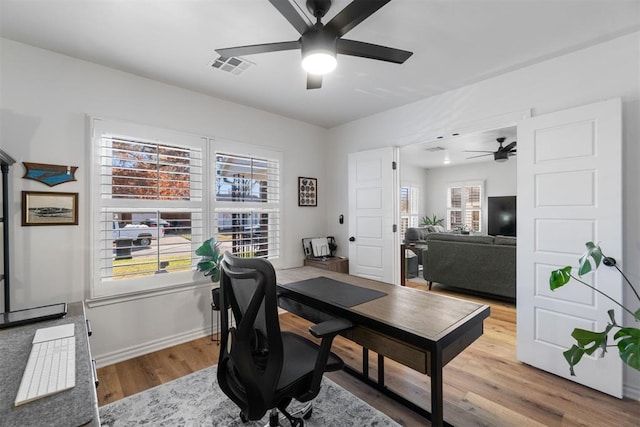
90, 118, 205, 298
447, 181, 483, 232
214, 150, 281, 260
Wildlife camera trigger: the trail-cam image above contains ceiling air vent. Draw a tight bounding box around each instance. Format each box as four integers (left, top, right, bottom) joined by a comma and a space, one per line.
425, 146, 446, 152
211, 56, 254, 75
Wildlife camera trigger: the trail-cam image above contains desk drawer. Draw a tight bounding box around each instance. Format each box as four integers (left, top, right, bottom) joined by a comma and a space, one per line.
347, 326, 431, 376
279, 295, 431, 375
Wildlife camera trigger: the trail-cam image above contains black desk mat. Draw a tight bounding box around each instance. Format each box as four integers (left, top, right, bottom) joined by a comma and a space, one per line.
282, 277, 387, 307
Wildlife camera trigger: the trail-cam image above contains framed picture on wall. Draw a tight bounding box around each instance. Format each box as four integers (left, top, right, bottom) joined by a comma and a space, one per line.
22, 191, 78, 226
298, 177, 317, 207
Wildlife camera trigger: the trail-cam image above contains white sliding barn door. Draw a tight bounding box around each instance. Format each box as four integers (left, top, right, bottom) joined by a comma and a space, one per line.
348, 147, 398, 284
516, 98, 623, 397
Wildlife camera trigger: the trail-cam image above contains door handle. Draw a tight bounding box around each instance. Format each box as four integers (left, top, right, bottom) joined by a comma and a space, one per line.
349, 236, 355, 242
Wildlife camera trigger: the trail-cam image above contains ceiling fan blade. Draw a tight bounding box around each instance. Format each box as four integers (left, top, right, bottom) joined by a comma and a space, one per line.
216, 40, 300, 58
307, 74, 323, 90
466, 153, 493, 159
268, 0, 311, 35
337, 39, 412, 64
325, 0, 391, 37
501, 141, 517, 152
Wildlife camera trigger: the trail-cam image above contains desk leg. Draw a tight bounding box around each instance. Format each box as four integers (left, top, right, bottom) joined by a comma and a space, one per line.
378, 354, 385, 387
363, 348, 369, 380
430, 347, 444, 427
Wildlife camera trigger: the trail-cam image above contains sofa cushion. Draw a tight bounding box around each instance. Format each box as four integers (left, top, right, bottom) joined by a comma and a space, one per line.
427, 233, 495, 245
494, 236, 517, 246
405, 227, 430, 242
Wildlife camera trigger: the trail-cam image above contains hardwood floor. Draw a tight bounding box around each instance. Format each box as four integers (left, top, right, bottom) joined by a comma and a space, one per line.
97, 282, 640, 426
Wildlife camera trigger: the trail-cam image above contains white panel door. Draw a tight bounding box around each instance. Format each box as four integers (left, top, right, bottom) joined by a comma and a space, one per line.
516, 98, 622, 397
348, 147, 398, 284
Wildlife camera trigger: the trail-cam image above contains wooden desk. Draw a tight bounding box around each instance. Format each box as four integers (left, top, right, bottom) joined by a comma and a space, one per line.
0, 302, 99, 426
277, 268, 490, 427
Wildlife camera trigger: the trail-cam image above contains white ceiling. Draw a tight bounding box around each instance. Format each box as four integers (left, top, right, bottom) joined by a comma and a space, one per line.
400, 125, 517, 169
1, 0, 639, 130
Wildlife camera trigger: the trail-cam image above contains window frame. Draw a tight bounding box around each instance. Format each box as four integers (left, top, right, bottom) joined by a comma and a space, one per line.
89, 117, 208, 299
446, 180, 484, 232
211, 139, 282, 268
400, 185, 419, 240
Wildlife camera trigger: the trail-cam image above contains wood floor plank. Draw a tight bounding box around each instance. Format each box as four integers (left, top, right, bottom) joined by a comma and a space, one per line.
96, 364, 124, 405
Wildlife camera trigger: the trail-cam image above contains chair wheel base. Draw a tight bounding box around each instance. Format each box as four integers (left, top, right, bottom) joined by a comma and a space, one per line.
302, 407, 312, 420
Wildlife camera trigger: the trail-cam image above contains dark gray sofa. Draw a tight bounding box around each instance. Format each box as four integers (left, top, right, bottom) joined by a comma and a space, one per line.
404, 226, 445, 264
422, 233, 516, 299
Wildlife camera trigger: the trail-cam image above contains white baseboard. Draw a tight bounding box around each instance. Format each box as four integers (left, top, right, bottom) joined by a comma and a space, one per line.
624, 382, 640, 401
94, 326, 212, 368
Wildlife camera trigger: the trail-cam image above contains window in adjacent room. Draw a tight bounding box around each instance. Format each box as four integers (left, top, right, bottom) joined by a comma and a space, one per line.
213, 141, 281, 261
90, 118, 205, 298
447, 181, 483, 232
400, 185, 419, 240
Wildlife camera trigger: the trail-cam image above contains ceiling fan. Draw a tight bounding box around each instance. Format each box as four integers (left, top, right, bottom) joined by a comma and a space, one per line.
464, 137, 517, 162
215, 0, 413, 89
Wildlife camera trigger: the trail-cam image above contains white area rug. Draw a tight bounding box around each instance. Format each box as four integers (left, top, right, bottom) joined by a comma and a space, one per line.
99, 365, 400, 426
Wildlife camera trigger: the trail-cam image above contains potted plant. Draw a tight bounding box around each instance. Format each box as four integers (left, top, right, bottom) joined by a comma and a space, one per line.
420, 214, 444, 227
195, 237, 224, 282
549, 242, 640, 375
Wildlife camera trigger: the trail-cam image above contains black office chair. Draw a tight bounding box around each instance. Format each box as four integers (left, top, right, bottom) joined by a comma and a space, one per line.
218, 253, 352, 427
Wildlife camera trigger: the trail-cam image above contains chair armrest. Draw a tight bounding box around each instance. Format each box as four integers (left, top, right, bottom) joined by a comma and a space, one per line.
297, 318, 353, 402
309, 318, 353, 338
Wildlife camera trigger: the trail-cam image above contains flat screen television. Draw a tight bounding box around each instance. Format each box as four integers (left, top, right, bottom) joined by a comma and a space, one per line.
488, 196, 516, 237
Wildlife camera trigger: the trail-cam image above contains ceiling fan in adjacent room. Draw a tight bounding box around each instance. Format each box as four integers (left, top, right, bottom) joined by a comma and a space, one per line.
215, 0, 413, 89
465, 137, 517, 162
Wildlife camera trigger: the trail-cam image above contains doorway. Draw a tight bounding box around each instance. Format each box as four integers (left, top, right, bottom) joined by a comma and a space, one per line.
399, 124, 518, 286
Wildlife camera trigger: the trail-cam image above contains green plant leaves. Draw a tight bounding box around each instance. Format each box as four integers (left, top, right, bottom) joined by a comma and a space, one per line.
614, 327, 640, 371
563, 327, 610, 376
549, 266, 573, 290
420, 214, 444, 227
195, 237, 223, 283
563, 345, 585, 376
571, 327, 610, 355
577, 241, 603, 276
548, 241, 640, 376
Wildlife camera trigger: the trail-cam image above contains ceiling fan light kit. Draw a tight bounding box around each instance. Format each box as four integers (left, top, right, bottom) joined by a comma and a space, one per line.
302, 51, 337, 74
301, 29, 338, 75
215, 0, 413, 89
494, 152, 509, 162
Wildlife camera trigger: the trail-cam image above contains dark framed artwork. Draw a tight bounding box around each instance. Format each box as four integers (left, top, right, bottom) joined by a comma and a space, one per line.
22, 191, 79, 226
298, 177, 317, 207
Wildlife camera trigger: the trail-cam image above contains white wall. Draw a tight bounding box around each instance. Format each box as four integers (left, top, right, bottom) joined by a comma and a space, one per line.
0, 38, 327, 365
419, 160, 517, 233
325, 32, 640, 397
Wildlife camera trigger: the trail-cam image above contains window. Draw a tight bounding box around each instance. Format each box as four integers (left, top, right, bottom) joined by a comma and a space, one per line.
400, 186, 419, 240
213, 142, 281, 261
447, 181, 483, 232
90, 118, 205, 298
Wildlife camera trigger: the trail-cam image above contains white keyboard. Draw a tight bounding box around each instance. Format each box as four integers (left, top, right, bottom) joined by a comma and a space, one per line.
15, 324, 76, 406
